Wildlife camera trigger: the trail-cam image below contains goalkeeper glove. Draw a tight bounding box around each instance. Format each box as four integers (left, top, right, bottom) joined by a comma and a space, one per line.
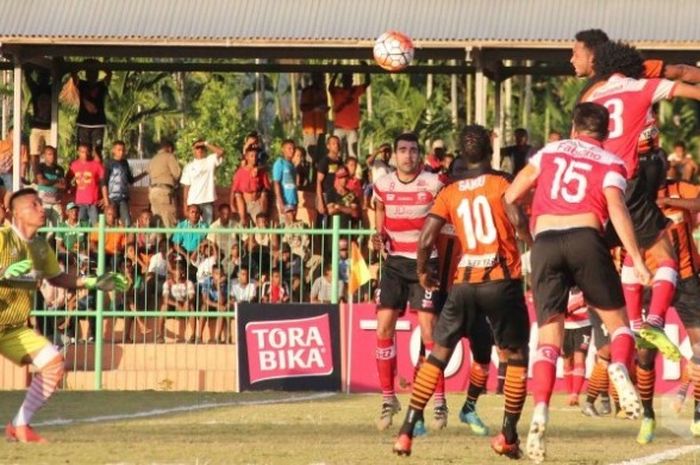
2, 259, 33, 279
83, 272, 129, 292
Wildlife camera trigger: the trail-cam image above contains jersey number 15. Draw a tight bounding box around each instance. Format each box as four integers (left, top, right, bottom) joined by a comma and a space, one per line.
550, 157, 592, 204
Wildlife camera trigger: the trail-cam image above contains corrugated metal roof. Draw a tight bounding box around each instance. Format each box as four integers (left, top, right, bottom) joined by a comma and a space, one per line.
1, 0, 699, 46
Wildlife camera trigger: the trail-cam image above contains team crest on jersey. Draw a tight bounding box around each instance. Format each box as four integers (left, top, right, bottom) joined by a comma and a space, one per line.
386, 193, 395, 201
417, 192, 428, 202
416, 179, 427, 188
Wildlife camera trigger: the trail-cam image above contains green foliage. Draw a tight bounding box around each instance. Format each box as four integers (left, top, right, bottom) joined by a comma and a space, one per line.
174, 74, 257, 185
359, 74, 455, 156
658, 99, 700, 155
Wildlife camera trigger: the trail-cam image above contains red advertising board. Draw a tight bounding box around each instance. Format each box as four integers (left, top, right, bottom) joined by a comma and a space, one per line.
346, 302, 689, 394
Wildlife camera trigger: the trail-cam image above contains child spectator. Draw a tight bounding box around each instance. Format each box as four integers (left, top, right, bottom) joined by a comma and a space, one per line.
292, 146, 310, 190
55, 202, 88, 259
272, 139, 299, 217
310, 263, 341, 304
66, 143, 108, 225
231, 145, 271, 224
89, 203, 129, 269
229, 267, 257, 303
172, 204, 209, 256
344, 156, 363, 200
200, 265, 231, 344
206, 204, 240, 257
192, 240, 219, 284
102, 141, 147, 226
158, 264, 195, 343
35, 145, 66, 227
326, 167, 360, 228
261, 269, 290, 303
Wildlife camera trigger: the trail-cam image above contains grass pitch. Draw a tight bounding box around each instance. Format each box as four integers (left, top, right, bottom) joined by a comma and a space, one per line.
0, 391, 698, 465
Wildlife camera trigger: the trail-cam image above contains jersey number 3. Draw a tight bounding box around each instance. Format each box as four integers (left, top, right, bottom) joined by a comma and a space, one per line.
550, 157, 592, 203
603, 98, 624, 139
456, 196, 497, 249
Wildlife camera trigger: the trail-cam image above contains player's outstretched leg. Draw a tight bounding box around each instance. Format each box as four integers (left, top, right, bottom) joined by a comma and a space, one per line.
526, 344, 559, 463
640, 259, 681, 361
6, 343, 64, 444
393, 354, 447, 457
460, 362, 490, 435
606, 325, 641, 420
636, 349, 657, 444
492, 357, 527, 459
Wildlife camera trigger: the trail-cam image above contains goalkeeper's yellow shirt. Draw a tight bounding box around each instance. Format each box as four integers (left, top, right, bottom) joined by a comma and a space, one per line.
0, 226, 61, 326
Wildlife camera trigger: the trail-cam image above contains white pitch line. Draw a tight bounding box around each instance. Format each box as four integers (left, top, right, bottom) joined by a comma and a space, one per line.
33, 392, 337, 427
608, 445, 700, 465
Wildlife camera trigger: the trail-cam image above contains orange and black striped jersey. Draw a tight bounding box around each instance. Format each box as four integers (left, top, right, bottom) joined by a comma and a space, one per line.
430, 167, 521, 284
648, 181, 700, 279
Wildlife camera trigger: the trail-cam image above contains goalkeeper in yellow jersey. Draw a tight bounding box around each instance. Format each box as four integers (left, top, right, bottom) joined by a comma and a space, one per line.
1, 188, 127, 443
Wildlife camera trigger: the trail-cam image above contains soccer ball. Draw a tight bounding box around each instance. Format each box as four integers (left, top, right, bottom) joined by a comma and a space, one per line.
373, 31, 414, 72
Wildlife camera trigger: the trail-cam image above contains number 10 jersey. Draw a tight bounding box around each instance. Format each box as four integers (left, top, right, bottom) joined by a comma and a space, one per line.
529, 137, 627, 231
429, 166, 521, 284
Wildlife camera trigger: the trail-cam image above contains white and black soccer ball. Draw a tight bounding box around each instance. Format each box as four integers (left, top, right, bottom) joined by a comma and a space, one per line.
373, 30, 414, 72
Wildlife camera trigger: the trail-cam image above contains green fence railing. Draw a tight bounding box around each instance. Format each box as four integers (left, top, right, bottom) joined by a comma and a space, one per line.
33, 214, 377, 390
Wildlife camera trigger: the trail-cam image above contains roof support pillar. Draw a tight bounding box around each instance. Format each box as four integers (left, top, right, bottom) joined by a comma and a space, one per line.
493, 78, 503, 169
474, 54, 487, 126
50, 64, 60, 148
450, 59, 458, 128
12, 57, 22, 191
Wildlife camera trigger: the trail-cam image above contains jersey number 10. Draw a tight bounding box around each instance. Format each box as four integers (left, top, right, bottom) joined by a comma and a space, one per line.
456, 196, 497, 249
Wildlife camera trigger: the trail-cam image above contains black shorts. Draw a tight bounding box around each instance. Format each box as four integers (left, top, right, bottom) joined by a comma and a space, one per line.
562, 325, 593, 358
604, 174, 670, 249
435, 289, 494, 364
531, 228, 625, 326
674, 276, 700, 329
433, 279, 529, 352
589, 310, 610, 351
378, 255, 439, 314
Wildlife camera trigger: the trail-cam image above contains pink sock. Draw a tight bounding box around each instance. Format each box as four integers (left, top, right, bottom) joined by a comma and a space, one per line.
621, 255, 643, 331
532, 344, 560, 406
610, 326, 635, 369
572, 363, 586, 395
376, 337, 396, 401
647, 260, 678, 328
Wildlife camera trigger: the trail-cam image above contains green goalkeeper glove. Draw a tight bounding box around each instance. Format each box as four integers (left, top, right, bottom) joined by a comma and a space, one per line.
84, 272, 129, 292
3, 259, 33, 279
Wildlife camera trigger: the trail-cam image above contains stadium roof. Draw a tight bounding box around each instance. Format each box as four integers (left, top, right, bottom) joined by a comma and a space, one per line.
1, 0, 699, 76
2, 0, 700, 48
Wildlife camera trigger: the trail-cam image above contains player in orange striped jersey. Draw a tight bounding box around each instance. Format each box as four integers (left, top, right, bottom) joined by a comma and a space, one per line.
393, 125, 531, 459
632, 177, 700, 442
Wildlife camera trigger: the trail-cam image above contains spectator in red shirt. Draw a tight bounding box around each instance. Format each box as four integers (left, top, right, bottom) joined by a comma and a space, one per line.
329, 73, 370, 159
424, 139, 445, 174
344, 157, 363, 200
66, 143, 108, 225
230, 145, 271, 224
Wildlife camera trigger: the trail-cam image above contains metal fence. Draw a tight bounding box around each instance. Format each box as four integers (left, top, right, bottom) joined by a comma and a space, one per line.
31, 215, 378, 390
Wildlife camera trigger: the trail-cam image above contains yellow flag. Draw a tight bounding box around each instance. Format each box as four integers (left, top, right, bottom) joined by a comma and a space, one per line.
348, 242, 371, 295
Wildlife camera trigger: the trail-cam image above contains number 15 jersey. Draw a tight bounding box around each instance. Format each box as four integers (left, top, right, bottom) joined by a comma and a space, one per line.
429, 167, 521, 284
529, 137, 627, 230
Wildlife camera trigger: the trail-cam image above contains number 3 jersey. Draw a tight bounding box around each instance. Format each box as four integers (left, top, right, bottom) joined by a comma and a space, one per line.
429, 167, 521, 284
582, 74, 676, 178
528, 137, 627, 231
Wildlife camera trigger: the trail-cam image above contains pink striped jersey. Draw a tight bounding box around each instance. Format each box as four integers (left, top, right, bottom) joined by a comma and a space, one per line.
529, 136, 627, 232
565, 290, 590, 329
582, 74, 676, 178
373, 170, 444, 259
